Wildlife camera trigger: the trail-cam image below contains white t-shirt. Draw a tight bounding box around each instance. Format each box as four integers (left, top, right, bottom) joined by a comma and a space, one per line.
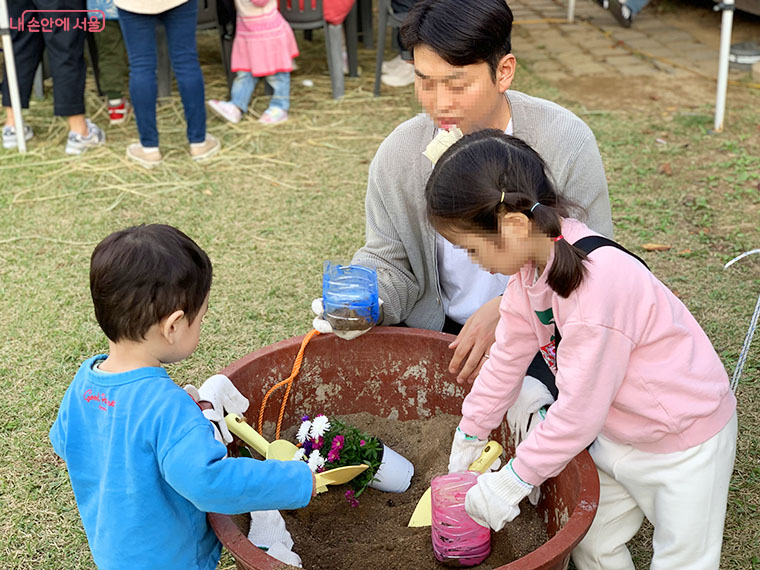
436, 120, 514, 325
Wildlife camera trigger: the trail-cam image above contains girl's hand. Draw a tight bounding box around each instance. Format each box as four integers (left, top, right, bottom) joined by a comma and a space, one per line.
448, 296, 501, 383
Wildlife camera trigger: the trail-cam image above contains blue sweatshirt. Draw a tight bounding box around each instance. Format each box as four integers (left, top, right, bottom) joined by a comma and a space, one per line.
50, 355, 313, 570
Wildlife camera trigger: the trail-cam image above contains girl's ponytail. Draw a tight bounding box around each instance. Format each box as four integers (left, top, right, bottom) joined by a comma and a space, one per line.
529, 202, 588, 298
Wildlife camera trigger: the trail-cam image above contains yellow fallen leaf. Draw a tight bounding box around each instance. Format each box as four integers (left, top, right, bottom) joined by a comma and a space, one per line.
642, 243, 672, 252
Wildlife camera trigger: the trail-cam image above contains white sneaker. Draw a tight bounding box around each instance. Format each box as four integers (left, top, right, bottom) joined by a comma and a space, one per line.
381, 54, 406, 74
381, 62, 415, 87
2, 125, 33, 149
207, 99, 242, 124
65, 119, 105, 155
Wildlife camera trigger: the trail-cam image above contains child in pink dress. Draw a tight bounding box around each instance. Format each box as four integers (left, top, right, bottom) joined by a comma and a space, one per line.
208, 0, 298, 125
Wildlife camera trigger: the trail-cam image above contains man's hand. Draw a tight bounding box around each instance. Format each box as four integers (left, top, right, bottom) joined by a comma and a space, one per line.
448, 296, 501, 384
311, 298, 383, 341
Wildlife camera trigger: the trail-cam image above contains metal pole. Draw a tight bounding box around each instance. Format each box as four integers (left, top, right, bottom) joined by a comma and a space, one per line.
567, 0, 576, 23
713, 0, 735, 133
0, 0, 27, 153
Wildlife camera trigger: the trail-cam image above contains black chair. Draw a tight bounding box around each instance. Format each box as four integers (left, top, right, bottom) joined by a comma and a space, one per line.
278, 0, 358, 99
373, 0, 407, 96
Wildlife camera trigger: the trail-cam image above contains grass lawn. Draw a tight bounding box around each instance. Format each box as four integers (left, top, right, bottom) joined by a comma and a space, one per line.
1, 23, 758, 570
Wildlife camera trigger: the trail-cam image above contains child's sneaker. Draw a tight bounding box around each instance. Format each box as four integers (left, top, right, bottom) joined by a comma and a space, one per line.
108, 98, 131, 125
258, 108, 288, 125
65, 119, 106, 155
126, 143, 162, 169
2, 124, 34, 149
609, 0, 633, 27
207, 99, 242, 124
190, 134, 221, 161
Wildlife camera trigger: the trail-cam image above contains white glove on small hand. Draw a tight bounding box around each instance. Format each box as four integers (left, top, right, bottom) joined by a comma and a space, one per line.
311, 298, 383, 341
448, 427, 500, 473
248, 510, 302, 567
465, 459, 533, 531
191, 374, 249, 444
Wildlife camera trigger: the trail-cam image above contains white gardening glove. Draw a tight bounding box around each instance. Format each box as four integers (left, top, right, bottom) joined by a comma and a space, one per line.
465, 459, 533, 531
183, 384, 226, 446
248, 510, 302, 567
506, 375, 553, 505
506, 375, 554, 450
311, 298, 383, 341
189, 374, 249, 444
448, 427, 500, 473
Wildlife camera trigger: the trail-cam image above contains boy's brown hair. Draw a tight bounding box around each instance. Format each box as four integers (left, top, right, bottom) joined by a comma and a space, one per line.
90, 224, 212, 342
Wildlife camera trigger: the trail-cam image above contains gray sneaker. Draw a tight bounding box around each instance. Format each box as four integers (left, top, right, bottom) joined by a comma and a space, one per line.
2, 125, 34, 149
65, 118, 106, 155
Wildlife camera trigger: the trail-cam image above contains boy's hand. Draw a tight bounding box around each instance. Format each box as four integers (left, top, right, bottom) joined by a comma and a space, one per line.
187, 374, 249, 443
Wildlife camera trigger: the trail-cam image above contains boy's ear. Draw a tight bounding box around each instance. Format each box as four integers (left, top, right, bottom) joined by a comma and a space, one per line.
160, 310, 186, 344
495, 54, 516, 93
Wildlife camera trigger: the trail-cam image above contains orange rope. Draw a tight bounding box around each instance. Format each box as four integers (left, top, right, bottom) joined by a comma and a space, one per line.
258, 329, 321, 439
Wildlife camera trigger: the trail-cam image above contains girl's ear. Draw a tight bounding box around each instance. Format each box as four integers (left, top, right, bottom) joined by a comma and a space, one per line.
497, 211, 531, 242
159, 310, 185, 344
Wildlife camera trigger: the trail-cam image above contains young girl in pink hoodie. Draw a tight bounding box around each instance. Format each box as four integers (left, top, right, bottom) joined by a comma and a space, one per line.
427, 130, 737, 570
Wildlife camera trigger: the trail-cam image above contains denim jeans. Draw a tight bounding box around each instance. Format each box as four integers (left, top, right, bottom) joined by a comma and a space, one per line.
623, 0, 649, 15
230, 71, 290, 114
118, 0, 206, 146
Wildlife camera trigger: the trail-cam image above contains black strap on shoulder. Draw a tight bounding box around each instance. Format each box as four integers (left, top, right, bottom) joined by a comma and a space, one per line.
554, 236, 650, 348
572, 235, 650, 270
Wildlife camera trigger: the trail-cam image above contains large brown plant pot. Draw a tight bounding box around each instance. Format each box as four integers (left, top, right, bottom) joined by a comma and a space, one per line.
209, 327, 599, 570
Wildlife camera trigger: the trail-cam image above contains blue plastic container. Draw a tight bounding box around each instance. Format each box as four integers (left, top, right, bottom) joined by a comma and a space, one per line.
322, 262, 380, 332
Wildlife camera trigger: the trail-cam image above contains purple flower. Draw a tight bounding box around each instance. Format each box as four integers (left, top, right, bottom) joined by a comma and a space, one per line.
301, 415, 310, 422
327, 448, 341, 462
312, 436, 324, 450
345, 490, 359, 508
303, 440, 313, 455
359, 440, 366, 446
332, 435, 345, 450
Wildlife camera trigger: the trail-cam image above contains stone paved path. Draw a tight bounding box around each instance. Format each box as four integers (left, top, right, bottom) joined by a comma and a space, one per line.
509, 0, 751, 83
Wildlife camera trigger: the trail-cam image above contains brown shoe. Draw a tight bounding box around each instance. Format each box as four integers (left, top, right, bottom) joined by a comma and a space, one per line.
126, 143, 162, 168
190, 134, 221, 161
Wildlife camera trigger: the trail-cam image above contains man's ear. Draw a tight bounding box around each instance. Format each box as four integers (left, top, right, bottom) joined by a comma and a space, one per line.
495, 54, 516, 93
159, 310, 185, 344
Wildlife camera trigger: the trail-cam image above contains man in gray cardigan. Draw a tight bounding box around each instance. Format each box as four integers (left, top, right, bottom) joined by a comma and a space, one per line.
340, 0, 613, 383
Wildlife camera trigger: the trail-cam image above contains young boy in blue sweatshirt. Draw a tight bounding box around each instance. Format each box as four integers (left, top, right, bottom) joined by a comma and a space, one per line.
50, 224, 314, 570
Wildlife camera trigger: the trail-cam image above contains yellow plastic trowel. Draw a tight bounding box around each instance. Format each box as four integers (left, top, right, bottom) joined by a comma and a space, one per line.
225, 413, 300, 461
407, 441, 503, 527
224, 413, 368, 494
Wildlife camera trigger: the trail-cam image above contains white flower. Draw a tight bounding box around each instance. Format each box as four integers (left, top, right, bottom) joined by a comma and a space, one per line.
307, 450, 326, 472
296, 420, 312, 444
293, 448, 306, 462
309, 415, 331, 439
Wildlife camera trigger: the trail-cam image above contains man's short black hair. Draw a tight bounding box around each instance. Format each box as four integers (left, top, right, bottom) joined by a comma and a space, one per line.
90, 224, 212, 343
400, 0, 513, 82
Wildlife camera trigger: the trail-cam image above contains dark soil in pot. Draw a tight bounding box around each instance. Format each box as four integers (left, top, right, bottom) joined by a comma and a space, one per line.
233, 412, 548, 569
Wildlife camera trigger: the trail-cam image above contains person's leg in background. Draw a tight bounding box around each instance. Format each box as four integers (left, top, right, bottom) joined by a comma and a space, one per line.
381, 0, 417, 87
38, 0, 105, 154
117, 6, 163, 166
609, 0, 650, 28
94, 19, 131, 124
1, 0, 43, 148
260, 72, 289, 125
160, 0, 219, 160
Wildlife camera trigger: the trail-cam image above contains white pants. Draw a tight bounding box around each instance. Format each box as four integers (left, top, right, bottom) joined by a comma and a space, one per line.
572, 413, 737, 570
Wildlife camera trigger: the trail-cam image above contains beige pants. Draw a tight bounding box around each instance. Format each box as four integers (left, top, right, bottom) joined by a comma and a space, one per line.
572, 413, 737, 570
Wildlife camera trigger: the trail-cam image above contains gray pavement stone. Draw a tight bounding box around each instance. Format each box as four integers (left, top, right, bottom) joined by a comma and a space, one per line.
568, 62, 613, 76
616, 63, 660, 76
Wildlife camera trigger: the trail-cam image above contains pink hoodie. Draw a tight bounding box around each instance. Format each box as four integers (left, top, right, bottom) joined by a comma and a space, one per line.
458, 219, 736, 486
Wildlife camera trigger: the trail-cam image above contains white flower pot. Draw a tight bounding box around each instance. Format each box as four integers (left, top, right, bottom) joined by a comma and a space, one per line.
368, 443, 414, 493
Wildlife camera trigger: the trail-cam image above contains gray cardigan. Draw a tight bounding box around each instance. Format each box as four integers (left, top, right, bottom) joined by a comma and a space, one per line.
352, 90, 613, 331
